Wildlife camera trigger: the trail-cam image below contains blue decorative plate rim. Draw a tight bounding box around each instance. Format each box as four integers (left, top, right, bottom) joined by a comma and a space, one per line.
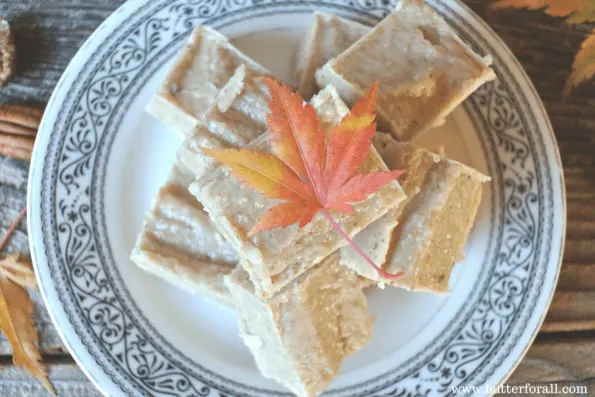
28, 0, 565, 396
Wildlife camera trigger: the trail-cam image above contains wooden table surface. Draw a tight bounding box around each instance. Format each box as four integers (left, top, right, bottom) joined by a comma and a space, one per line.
0, 0, 594, 396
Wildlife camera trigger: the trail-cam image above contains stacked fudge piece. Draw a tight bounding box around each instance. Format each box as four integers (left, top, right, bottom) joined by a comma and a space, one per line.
314, 0, 495, 141
146, 25, 270, 138
132, 1, 494, 396
130, 159, 238, 307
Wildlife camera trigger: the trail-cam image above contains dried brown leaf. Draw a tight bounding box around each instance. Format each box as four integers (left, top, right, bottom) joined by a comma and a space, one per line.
0, 254, 37, 289
0, 269, 54, 395
0, 208, 53, 395
566, 1, 595, 23
492, 0, 595, 22
564, 29, 595, 98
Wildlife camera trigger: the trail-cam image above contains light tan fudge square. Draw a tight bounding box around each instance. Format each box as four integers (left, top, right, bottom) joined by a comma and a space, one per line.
130, 160, 238, 307
132, 65, 271, 306
295, 12, 369, 99
146, 25, 270, 138
341, 134, 489, 292
225, 254, 373, 397
315, 0, 495, 141
180, 65, 270, 181
188, 88, 405, 297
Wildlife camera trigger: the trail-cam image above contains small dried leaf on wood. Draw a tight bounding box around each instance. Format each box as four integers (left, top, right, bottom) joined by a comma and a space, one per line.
0, 254, 37, 289
492, 0, 595, 22
0, 270, 54, 395
564, 29, 595, 98
0, 208, 53, 394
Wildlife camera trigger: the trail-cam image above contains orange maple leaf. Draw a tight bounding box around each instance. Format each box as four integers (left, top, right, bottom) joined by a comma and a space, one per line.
492, 0, 595, 23
202, 78, 403, 278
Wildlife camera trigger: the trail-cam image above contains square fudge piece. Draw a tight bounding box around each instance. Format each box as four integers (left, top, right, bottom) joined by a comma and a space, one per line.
133, 65, 273, 306
340, 134, 489, 292
188, 86, 406, 297
146, 25, 270, 138
225, 254, 373, 397
130, 160, 238, 307
180, 65, 270, 181
316, 0, 495, 141
294, 12, 369, 99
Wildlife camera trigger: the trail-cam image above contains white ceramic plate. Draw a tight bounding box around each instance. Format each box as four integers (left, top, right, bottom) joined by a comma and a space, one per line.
28, 0, 565, 396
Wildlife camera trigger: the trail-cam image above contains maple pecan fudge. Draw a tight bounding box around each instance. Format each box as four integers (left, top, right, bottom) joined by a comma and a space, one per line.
146, 25, 270, 138
187, 85, 405, 297
340, 134, 489, 292
295, 12, 369, 99
130, 160, 237, 307
179, 65, 270, 181
132, 66, 272, 306
315, 0, 495, 141
225, 253, 373, 397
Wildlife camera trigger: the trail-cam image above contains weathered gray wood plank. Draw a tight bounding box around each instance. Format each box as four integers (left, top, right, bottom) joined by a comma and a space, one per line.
0, 0, 122, 106
0, 362, 101, 397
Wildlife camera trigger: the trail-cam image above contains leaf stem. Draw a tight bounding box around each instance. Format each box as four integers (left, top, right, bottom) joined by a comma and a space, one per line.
321, 209, 403, 280
0, 206, 27, 252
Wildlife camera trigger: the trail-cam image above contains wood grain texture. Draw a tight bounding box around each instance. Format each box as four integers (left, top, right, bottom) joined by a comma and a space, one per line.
0, 362, 101, 396
0, 0, 593, 393
496, 336, 595, 396
0, 0, 118, 106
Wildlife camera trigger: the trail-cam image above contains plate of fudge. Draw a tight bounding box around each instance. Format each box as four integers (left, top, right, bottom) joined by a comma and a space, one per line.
28, 0, 565, 396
